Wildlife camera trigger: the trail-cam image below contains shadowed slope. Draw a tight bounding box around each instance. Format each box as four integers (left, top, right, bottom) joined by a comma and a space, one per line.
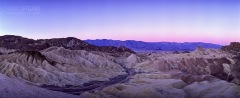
0, 47, 126, 86
0, 73, 81, 98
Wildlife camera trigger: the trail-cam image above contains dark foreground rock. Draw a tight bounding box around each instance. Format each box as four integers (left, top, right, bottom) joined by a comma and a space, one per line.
222, 42, 240, 54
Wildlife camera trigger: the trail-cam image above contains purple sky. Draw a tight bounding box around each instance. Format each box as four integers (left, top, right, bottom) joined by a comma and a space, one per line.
0, 0, 239, 45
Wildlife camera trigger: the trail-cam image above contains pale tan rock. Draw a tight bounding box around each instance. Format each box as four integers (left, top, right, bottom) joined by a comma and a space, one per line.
223, 63, 231, 75
0, 73, 81, 98
93, 79, 187, 98
0, 47, 16, 54
183, 80, 240, 98
0, 47, 126, 86
81, 73, 188, 98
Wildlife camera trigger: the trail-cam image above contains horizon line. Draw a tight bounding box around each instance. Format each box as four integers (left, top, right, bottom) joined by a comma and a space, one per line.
1, 34, 236, 46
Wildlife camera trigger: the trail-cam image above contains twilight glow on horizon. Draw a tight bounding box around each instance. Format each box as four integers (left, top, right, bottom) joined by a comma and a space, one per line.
0, 0, 239, 45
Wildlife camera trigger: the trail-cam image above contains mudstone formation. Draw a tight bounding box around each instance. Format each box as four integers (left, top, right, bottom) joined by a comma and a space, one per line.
0, 35, 240, 98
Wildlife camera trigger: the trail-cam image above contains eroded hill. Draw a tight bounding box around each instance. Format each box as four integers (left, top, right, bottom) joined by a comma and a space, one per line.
0, 35, 240, 98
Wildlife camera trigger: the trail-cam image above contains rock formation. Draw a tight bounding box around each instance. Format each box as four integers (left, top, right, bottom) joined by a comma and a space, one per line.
222, 42, 240, 54
0, 35, 240, 98
0, 35, 135, 54
81, 72, 240, 98
0, 47, 126, 86
0, 73, 81, 98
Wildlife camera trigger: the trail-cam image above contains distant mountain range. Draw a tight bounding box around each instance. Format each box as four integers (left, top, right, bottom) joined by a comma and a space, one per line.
0, 35, 223, 52
84, 39, 222, 51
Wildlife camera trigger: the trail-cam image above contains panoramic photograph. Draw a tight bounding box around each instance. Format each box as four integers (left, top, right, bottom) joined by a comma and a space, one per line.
0, 0, 240, 98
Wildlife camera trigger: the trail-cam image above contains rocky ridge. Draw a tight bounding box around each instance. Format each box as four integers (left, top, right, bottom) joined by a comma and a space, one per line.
0, 35, 134, 54
222, 42, 240, 55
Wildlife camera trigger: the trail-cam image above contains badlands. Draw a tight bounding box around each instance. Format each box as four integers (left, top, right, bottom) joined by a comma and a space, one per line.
0, 35, 240, 98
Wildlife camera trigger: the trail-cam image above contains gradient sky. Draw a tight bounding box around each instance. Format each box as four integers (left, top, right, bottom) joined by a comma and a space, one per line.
0, 0, 239, 45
